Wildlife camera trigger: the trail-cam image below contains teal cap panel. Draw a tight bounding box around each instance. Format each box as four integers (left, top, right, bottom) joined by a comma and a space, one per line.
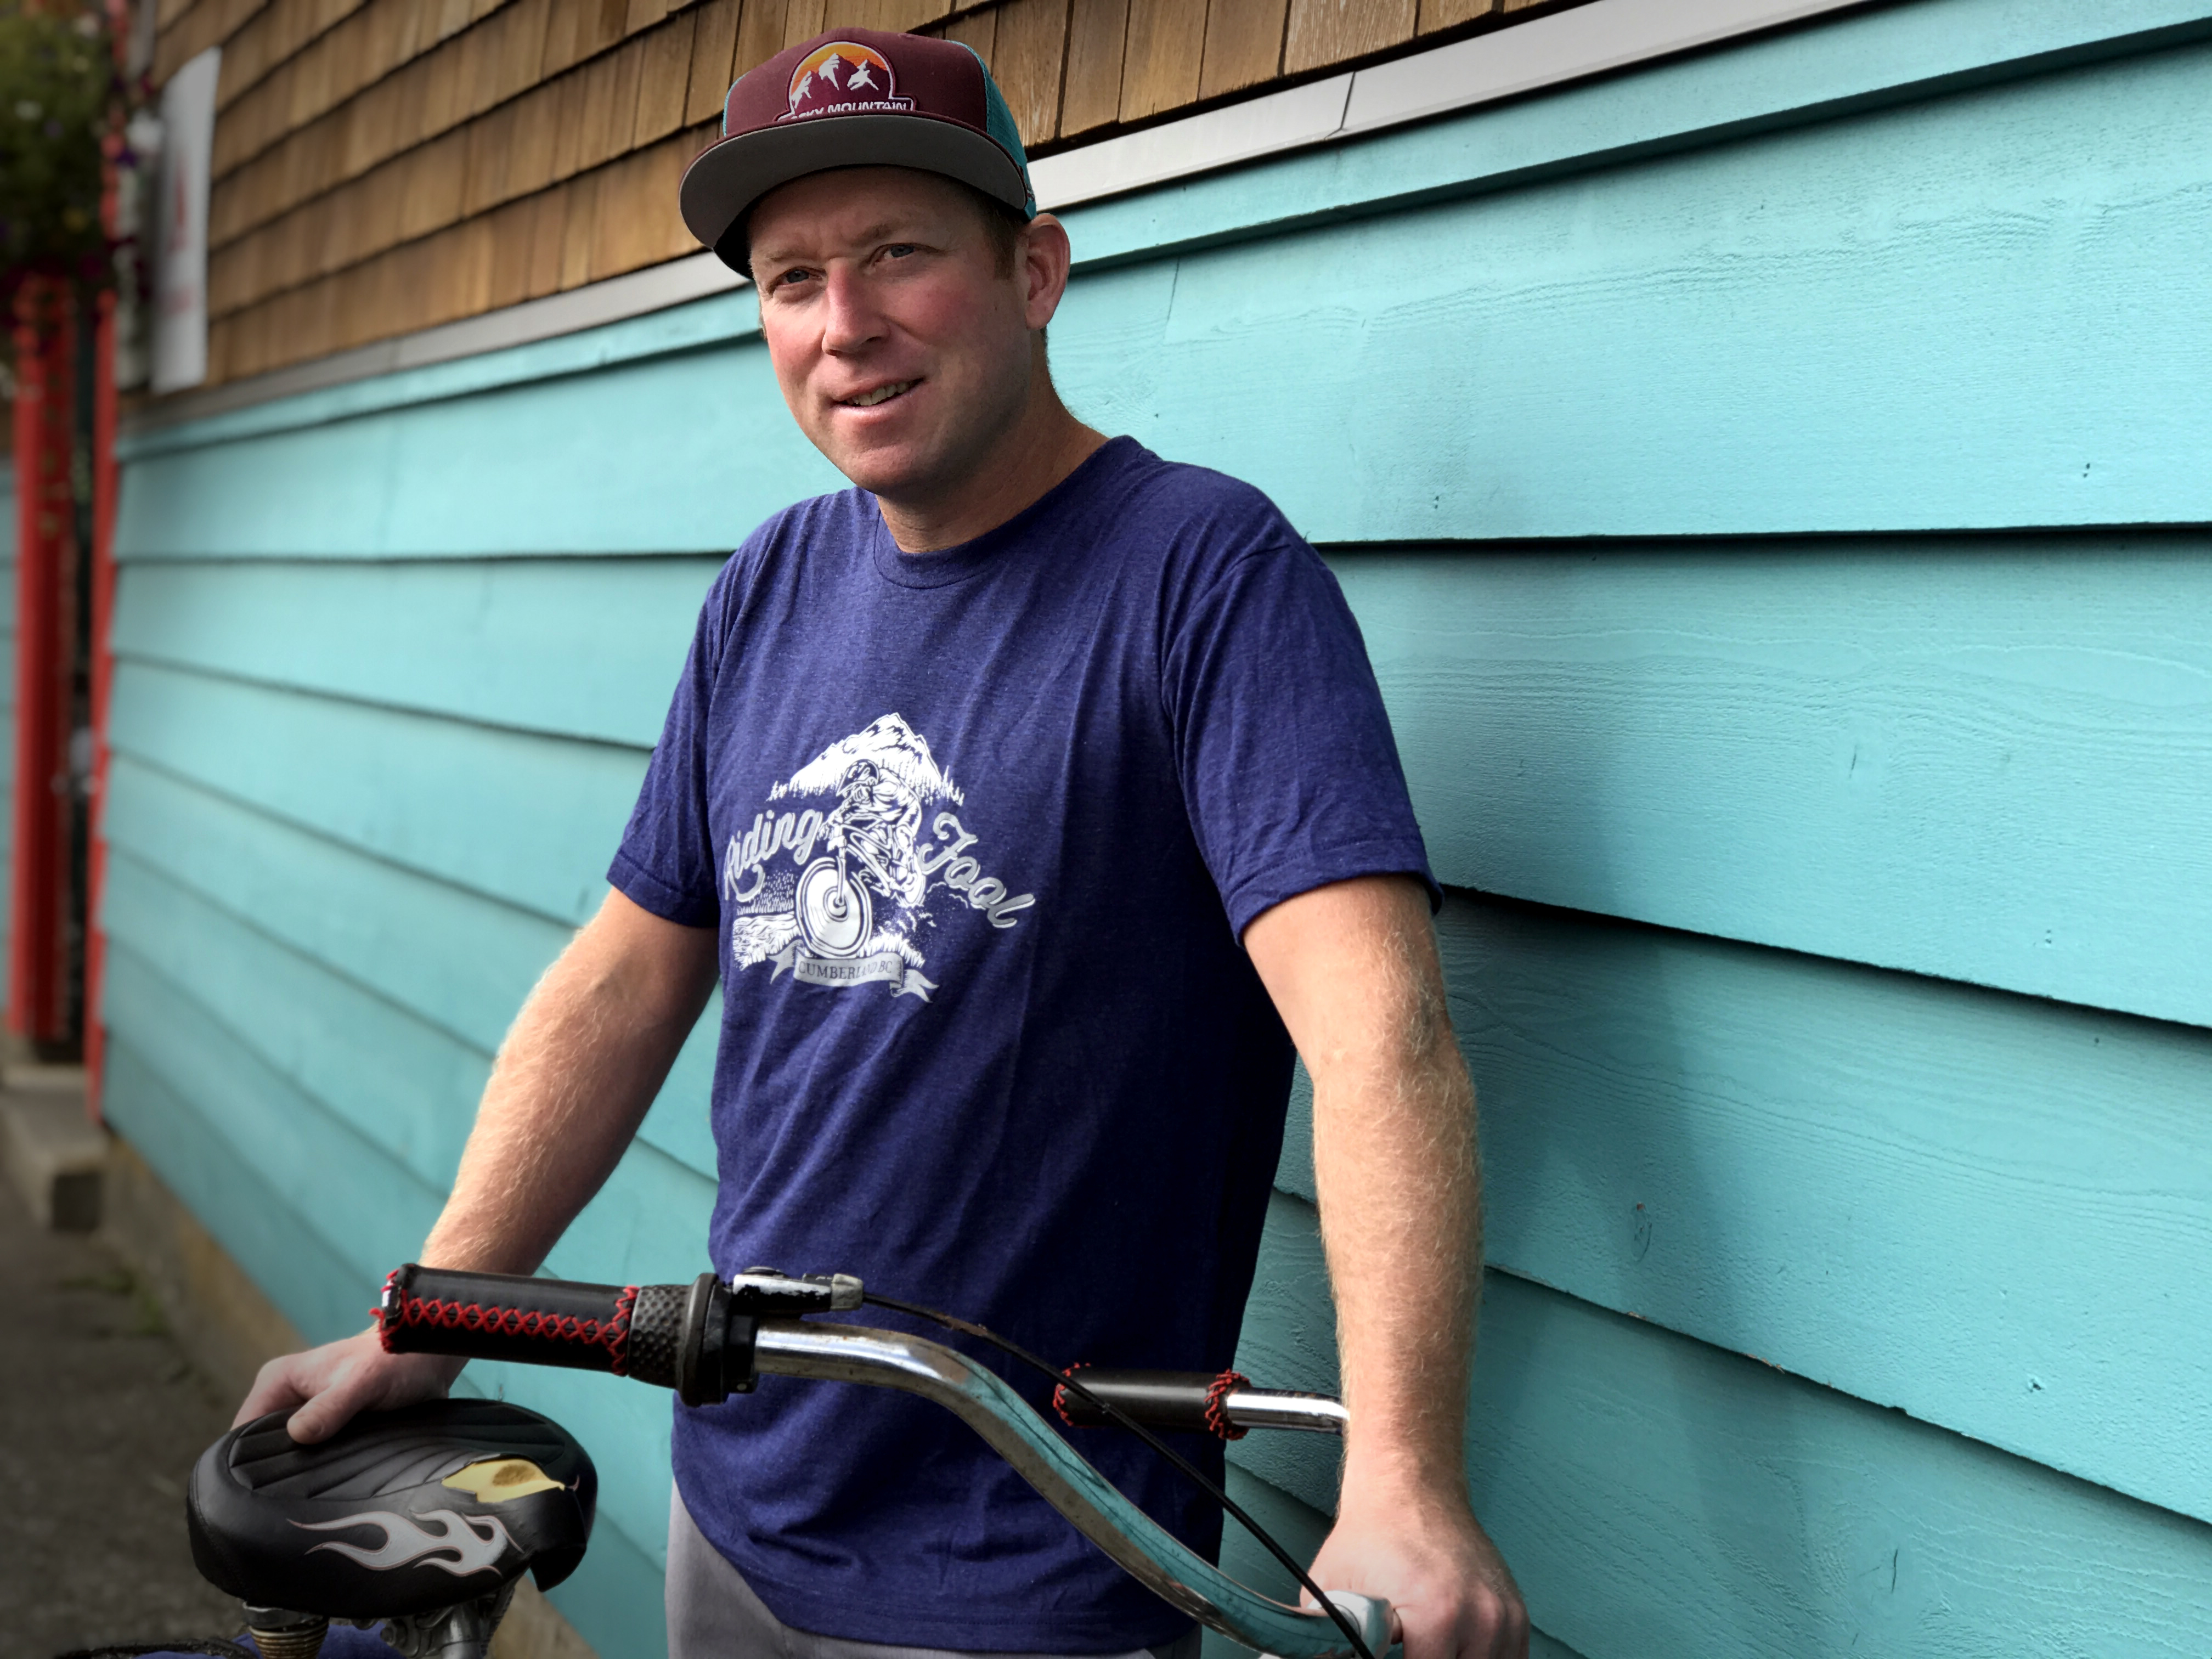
957, 41, 1036, 216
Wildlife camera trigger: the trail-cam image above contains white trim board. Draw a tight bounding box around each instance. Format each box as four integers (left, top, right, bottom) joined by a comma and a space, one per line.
127, 0, 1871, 433
1029, 0, 1871, 207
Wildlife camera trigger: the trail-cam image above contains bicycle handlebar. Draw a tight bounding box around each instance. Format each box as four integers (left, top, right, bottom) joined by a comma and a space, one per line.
377, 1265, 683, 1379
1054, 1368, 1348, 1438
379, 1265, 748, 1400
379, 1266, 1388, 1659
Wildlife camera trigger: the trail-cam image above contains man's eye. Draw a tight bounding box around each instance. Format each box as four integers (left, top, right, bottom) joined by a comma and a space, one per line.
772, 269, 815, 291
883, 244, 917, 259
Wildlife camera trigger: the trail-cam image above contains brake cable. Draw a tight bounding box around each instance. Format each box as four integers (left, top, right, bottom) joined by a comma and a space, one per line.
862, 1291, 1380, 1659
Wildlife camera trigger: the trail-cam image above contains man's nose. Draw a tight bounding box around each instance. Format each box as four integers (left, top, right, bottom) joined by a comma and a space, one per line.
821, 264, 885, 356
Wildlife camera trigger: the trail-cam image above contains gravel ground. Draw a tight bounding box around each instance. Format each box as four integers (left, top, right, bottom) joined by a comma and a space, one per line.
0, 1174, 246, 1659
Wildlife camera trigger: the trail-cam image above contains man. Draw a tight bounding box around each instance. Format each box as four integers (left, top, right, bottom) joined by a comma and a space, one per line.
237, 27, 1528, 1659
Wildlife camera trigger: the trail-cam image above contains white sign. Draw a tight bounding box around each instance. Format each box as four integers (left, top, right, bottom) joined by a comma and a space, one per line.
151, 46, 220, 394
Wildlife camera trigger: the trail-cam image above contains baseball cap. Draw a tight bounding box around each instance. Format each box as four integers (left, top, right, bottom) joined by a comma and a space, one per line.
679, 27, 1037, 273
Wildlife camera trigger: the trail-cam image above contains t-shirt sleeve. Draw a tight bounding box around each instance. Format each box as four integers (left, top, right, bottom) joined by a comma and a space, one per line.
1163, 538, 1440, 938
607, 568, 733, 929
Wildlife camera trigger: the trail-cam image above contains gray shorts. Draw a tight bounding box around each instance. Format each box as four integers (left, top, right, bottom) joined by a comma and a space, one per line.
666, 1486, 1204, 1659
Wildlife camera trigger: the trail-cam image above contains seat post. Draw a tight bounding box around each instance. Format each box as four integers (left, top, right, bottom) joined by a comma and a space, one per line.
378, 1581, 515, 1659
242, 1605, 328, 1659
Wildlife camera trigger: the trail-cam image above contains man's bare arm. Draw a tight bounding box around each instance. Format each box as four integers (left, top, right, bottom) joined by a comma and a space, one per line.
234, 888, 719, 1442
1245, 874, 1527, 1659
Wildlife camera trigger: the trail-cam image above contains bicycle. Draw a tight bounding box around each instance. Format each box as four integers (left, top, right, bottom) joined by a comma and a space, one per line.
168, 1265, 1391, 1659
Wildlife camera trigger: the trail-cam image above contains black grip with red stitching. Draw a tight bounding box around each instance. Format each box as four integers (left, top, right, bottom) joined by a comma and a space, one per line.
379, 1263, 686, 1386
1052, 1367, 1250, 1438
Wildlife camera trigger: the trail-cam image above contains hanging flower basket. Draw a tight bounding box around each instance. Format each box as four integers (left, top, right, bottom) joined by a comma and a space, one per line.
0, 2, 127, 300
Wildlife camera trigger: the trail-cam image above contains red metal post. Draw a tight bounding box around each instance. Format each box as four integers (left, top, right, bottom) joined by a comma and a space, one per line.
9, 276, 78, 1049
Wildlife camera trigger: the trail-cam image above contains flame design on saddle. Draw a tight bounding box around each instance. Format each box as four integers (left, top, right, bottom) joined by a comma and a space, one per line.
295, 1508, 515, 1576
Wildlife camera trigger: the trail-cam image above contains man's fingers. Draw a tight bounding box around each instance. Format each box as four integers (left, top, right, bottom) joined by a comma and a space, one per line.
1394, 1604, 1449, 1659
284, 1351, 382, 1443
1504, 1590, 1531, 1659
233, 1355, 313, 1427
233, 1333, 386, 1438
1398, 1588, 1533, 1659
285, 1384, 361, 1444
1454, 1588, 1528, 1659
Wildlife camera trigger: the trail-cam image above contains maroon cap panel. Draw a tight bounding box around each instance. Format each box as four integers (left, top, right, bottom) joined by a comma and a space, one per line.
681, 27, 1029, 269
722, 29, 989, 142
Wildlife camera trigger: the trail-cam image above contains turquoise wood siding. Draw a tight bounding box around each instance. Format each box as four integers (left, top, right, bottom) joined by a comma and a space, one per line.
108, 4, 2212, 1656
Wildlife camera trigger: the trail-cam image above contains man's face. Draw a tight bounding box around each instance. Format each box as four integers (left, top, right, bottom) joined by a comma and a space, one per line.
748, 167, 1043, 502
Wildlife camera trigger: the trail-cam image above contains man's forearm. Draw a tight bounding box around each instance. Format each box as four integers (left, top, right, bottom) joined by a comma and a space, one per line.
1308, 935, 1482, 1500
419, 890, 718, 1274
1246, 875, 1483, 1501
1312, 1046, 1480, 1499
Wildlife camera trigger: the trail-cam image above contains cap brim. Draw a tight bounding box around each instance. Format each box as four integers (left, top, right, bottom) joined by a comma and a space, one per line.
680, 115, 1033, 272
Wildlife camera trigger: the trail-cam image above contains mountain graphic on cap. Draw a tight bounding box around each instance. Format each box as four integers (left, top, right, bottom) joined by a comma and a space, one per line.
784, 42, 909, 120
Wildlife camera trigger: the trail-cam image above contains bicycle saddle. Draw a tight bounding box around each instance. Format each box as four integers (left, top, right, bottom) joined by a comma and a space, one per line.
186, 1399, 596, 1620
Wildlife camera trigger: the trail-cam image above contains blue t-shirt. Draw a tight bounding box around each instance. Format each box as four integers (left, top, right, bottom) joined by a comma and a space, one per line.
611, 437, 1433, 1651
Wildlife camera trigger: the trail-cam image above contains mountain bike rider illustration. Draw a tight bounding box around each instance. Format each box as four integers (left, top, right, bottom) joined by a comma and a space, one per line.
798, 757, 923, 957
833, 759, 924, 901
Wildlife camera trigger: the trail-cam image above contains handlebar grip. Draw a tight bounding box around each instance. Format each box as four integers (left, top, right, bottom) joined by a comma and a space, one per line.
1053, 1369, 1230, 1435
378, 1263, 689, 1388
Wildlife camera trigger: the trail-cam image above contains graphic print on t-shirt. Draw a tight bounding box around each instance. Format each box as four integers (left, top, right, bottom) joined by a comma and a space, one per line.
721, 714, 1036, 1001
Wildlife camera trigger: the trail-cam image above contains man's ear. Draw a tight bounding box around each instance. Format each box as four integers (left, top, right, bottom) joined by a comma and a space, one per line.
1019, 212, 1074, 331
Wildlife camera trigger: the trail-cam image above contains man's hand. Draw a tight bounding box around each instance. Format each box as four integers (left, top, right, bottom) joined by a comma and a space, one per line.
234, 1329, 464, 1444
1310, 1485, 1527, 1659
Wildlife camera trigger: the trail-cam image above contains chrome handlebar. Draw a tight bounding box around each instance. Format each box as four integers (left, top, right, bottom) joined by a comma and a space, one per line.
1217, 1389, 1350, 1435
754, 1320, 1389, 1659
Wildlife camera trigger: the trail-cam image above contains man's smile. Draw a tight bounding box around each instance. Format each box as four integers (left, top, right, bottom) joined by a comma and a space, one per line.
838, 379, 919, 408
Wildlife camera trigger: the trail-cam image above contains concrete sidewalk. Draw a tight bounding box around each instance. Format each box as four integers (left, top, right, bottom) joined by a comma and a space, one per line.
0, 1161, 244, 1658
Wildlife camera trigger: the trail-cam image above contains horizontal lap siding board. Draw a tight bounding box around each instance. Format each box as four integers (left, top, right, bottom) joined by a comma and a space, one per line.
101, 1028, 397, 1345
109, 558, 721, 746
1237, 1194, 2212, 1659
1331, 541, 2212, 1029
117, 321, 838, 556
104, 851, 722, 1310
104, 8, 2212, 1657
99, 755, 720, 1176
105, 847, 491, 1192
103, 755, 575, 1054
109, 658, 644, 924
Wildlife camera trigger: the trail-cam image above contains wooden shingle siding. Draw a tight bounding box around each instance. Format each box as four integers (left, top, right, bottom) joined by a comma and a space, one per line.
153, 0, 1569, 388
108, 7, 2212, 1655
1195, 0, 1290, 100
